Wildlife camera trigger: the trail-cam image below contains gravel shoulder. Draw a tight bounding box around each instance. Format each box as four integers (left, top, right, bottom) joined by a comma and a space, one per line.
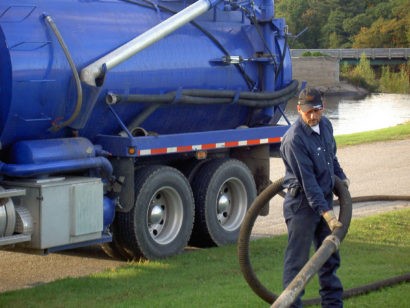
1, 139, 409, 293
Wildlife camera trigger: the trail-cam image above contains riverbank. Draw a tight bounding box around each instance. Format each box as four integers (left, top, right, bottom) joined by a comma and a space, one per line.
292, 57, 371, 97
317, 80, 369, 98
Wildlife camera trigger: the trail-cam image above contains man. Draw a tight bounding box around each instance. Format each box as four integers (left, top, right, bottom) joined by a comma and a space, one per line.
280, 87, 349, 307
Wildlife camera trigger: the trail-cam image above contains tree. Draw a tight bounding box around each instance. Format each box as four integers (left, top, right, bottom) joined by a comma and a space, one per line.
276, 0, 311, 48
342, 13, 373, 37
275, 0, 409, 48
352, 0, 410, 47
320, 9, 347, 47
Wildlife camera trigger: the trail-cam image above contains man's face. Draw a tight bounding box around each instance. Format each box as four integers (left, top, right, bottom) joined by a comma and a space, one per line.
297, 105, 323, 127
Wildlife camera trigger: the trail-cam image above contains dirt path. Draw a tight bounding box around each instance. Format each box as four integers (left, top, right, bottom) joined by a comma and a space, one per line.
1, 139, 409, 293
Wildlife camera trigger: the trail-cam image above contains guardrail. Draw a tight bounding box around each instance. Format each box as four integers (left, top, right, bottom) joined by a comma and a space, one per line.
291, 48, 410, 60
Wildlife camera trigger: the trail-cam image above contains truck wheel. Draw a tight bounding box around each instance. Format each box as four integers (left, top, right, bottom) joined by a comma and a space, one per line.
100, 215, 135, 260
118, 165, 194, 260
190, 159, 257, 247
100, 238, 134, 260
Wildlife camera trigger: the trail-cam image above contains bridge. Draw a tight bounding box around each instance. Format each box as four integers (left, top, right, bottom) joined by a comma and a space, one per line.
291, 48, 410, 65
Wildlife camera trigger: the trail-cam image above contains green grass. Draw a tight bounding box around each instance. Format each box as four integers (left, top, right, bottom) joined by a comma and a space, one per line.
335, 121, 410, 147
1, 209, 409, 307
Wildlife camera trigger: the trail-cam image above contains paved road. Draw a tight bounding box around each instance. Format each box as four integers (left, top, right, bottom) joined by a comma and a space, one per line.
1, 139, 409, 293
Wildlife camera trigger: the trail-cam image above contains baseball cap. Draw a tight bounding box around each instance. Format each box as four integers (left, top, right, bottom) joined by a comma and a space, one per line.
298, 87, 323, 112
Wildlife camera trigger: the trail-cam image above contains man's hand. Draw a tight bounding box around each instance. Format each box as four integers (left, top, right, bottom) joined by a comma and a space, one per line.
322, 210, 343, 231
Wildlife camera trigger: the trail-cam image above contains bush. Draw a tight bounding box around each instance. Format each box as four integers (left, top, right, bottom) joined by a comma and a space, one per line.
301, 51, 327, 57
340, 62, 352, 77
311, 51, 326, 56
379, 64, 410, 94
341, 53, 378, 92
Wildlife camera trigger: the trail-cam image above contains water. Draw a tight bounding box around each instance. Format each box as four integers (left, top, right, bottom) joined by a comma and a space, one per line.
280, 93, 410, 135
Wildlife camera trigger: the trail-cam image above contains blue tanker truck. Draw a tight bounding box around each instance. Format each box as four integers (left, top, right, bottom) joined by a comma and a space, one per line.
0, 0, 297, 259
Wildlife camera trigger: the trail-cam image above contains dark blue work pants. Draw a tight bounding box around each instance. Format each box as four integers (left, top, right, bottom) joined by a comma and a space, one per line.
282, 199, 343, 308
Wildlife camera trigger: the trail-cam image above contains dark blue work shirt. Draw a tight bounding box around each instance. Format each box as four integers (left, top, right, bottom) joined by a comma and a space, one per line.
280, 116, 347, 217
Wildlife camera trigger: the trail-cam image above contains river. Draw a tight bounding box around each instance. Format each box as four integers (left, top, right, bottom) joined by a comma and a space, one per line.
280, 93, 410, 135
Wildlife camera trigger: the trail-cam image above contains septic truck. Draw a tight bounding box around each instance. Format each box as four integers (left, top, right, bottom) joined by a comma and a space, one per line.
0, 0, 297, 260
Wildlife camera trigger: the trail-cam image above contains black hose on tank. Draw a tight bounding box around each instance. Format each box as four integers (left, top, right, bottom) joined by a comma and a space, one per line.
106, 80, 299, 108
237, 176, 410, 306
44, 14, 83, 132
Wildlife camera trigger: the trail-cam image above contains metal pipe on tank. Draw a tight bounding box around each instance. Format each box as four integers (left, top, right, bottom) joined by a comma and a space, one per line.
80, 0, 222, 87
261, 0, 275, 90
261, 0, 276, 119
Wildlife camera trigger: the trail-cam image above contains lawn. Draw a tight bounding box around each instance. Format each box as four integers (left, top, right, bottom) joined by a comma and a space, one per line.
1, 209, 409, 307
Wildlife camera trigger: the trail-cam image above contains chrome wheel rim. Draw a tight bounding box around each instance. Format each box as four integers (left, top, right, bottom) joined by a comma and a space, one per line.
146, 186, 184, 245
216, 178, 247, 232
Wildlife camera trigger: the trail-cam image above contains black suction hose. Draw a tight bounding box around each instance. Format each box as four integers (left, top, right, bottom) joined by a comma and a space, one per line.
238, 177, 286, 304
237, 177, 410, 306
106, 79, 299, 108
44, 15, 83, 132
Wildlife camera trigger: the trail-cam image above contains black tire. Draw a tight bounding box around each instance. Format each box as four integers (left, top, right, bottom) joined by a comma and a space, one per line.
100, 242, 124, 260
117, 165, 195, 260
190, 158, 257, 247
100, 215, 135, 260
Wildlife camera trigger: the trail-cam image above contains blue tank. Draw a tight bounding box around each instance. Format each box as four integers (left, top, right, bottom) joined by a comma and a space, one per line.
0, 0, 293, 150
0, 0, 296, 259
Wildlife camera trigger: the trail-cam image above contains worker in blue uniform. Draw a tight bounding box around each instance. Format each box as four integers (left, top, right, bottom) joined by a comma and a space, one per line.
280, 87, 349, 307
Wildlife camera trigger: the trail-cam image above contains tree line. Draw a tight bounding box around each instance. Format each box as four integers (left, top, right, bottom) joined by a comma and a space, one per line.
275, 0, 410, 49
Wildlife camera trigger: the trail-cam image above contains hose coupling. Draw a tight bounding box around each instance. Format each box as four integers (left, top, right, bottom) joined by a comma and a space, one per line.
106, 92, 119, 105
324, 234, 341, 250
